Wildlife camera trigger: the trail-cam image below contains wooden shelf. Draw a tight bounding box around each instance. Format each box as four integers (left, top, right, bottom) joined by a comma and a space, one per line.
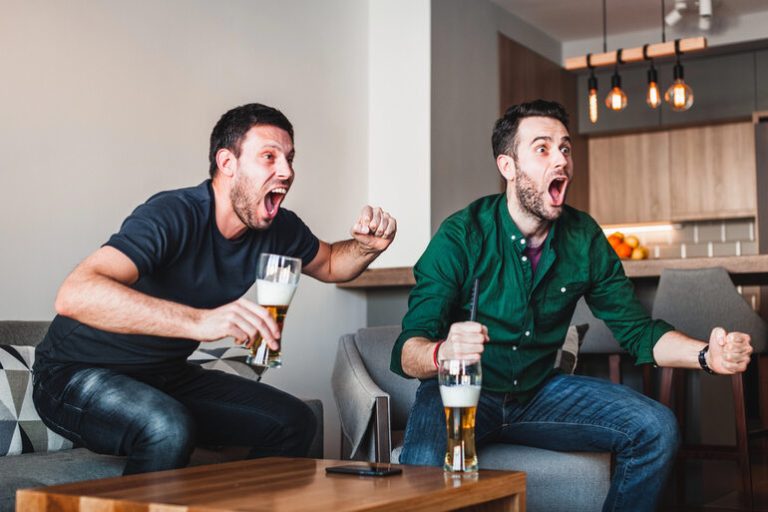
338, 255, 768, 289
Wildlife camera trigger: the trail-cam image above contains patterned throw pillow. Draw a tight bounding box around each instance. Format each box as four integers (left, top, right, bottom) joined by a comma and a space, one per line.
187, 346, 263, 380
0, 345, 73, 456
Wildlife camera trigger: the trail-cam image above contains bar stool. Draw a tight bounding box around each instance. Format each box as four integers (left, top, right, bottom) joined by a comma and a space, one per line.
652, 267, 768, 509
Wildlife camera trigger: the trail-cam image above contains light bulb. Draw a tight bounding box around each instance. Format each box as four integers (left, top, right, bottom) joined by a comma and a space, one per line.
664, 61, 694, 112
646, 65, 661, 109
665, 80, 694, 111
604, 70, 627, 111
588, 72, 598, 123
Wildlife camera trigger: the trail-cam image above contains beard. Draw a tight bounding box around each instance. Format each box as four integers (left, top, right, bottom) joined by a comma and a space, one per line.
230, 173, 266, 230
514, 166, 563, 222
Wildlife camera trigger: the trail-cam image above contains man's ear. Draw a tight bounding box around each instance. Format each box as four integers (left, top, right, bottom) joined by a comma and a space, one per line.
216, 148, 237, 178
496, 154, 516, 181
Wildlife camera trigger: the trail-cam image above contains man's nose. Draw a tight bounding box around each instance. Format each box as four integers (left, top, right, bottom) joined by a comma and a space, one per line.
276, 157, 293, 179
552, 149, 567, 168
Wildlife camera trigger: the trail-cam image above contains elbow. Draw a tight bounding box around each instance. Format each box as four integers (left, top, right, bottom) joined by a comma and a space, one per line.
54, 282, 78, 318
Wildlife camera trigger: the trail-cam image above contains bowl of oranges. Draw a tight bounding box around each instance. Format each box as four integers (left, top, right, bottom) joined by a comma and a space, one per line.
606, 232, 650, 260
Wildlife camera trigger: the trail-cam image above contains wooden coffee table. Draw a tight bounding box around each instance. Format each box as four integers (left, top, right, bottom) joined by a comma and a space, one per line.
17, 457, 526, 511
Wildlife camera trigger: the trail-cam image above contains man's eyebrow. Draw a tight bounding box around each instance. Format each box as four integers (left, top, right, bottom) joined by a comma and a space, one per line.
530, 136, 553, 145
561, 136, 572, 144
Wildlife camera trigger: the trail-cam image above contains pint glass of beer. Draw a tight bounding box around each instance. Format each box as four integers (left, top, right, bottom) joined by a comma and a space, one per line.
438, 359, 482, 473
245, 253, 301, 369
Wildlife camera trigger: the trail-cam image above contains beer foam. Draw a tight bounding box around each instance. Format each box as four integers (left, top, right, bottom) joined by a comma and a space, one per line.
256, 279, 297, 305
439, 385, 480, 407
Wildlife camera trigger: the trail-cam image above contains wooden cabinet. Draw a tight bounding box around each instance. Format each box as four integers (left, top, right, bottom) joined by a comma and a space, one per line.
660, 53, 756, 126
589, 121, 756, 224
669, 122, 757, 220
589, 132, 670, 224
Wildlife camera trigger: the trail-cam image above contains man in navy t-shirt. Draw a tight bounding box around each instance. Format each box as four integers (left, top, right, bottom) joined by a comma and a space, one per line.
33, 103, 397, 475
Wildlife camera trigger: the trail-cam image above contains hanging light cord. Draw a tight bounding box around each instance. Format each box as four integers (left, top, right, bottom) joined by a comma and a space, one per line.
661, 0, 666, 43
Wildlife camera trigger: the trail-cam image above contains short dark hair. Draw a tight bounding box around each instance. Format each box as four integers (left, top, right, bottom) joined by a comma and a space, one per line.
491, 100, 569, 159
208, 103, 294, 177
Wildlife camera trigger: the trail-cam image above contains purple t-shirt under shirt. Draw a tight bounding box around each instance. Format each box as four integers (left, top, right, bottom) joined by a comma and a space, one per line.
524, 242, 545, 274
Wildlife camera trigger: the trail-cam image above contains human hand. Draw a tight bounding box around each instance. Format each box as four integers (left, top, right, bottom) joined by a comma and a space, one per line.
194, 298, 281, 350
437, 321, 489, 363
707, 327, 753, 374
350, 206, 397, 254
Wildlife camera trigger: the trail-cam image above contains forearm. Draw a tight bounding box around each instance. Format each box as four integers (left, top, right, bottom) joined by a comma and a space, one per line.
652, 330, 706, 369
55, 270, 200, 339
315, 239, 381, 283
401, 337, 439, 378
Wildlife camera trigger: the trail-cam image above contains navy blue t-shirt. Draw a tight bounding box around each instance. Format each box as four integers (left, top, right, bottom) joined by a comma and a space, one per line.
34, 180, 320, 374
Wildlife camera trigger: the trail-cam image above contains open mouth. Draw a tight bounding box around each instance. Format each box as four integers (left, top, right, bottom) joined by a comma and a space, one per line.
264, 187, 288, 217
547, 177, 568, 207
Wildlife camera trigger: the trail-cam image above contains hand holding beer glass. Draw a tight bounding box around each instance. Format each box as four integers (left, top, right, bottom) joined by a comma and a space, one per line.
439, 359, 482, 473
245, 253, 300, 369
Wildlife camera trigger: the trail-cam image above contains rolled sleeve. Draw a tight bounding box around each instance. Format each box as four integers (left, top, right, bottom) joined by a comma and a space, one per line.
585, 233, 675, 365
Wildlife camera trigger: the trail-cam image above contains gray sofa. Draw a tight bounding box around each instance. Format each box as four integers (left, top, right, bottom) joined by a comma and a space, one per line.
0, 320, 323, 512
331, 325, 611, 512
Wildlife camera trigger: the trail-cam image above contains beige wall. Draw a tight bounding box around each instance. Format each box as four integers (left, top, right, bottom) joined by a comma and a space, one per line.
0, 0, 373, 457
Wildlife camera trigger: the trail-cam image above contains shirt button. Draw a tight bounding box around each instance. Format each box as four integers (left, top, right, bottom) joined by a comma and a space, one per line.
513, 380, 518, 386
524, 330, 530, 336
512, 345, 518, 351
521, 256, 528, 262
511, 235, 516, 241
561, 287, 566, 293
520, 239, 526, 245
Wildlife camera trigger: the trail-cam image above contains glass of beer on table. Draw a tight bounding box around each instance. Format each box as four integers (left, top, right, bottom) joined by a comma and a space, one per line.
438, 359, 482, 473
245, 253, 301, 369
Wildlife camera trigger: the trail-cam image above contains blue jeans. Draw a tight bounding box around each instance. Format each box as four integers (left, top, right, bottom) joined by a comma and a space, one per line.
33, 363, 317, 475
400, 374, 679, 512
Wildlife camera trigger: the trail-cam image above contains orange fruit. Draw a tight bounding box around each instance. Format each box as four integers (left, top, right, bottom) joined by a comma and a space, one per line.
607, 233, 623, 249
624, 235, 640, 249
615, 242, 633, 259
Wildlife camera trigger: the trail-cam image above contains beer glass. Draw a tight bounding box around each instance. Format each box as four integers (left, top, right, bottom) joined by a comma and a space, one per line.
245, 253, 301, 369
438, 359, 482, 473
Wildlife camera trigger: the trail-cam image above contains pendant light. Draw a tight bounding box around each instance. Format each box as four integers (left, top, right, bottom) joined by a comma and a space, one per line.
664, 39, 694, 111
644, 45, 662, 108
587, 54, 599, 123
605, 49, 627, 111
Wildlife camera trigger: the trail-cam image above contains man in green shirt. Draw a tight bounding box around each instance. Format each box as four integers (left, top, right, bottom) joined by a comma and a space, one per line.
391, 100, 753, 511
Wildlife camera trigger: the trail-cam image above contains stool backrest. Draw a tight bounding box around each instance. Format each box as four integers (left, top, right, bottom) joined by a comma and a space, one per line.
652, 267, 767, 352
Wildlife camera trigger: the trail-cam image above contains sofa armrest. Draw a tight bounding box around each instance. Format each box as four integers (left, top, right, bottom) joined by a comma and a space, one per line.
331, 335, 391, 461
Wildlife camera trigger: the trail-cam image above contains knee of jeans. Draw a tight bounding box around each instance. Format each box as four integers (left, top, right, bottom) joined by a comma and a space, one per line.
640, 403, 681, 455
140, 406, 196, 452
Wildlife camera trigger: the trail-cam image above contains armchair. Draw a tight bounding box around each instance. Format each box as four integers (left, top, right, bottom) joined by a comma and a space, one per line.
331, 325, 611, 512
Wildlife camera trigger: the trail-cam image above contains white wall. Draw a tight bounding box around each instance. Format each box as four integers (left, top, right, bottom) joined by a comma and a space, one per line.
0, 0, 371, 458
368, 0, 431, 267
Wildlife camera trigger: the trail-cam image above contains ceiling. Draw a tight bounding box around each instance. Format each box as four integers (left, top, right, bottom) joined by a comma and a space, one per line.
491, 0, 768, 42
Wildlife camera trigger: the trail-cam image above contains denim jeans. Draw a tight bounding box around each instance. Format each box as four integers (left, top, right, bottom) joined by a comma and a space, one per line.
400, 374, 679, 512
33, 363, 317, 475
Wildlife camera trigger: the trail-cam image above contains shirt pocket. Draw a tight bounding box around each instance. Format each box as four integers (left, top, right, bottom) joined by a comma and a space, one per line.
536, 280, 590, 323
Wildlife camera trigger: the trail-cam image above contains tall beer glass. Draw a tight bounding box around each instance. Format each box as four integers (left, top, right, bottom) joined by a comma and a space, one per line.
438, 359, 482, 473
245, 253, 301, 369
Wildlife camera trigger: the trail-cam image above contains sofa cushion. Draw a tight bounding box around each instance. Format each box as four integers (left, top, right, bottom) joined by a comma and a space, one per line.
0, 345, 73, 456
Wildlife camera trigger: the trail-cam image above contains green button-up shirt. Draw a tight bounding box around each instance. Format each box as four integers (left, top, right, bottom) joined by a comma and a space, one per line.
390, 194, 674, 401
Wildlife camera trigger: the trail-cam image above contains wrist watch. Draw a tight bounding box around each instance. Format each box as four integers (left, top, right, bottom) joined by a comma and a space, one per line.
698, 345, 716, 375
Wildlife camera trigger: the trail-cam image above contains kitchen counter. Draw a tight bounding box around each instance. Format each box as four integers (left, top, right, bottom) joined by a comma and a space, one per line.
337, 255, 768, 289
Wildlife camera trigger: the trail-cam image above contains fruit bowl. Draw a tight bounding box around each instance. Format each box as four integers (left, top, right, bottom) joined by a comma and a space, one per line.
606, 232, 649, 260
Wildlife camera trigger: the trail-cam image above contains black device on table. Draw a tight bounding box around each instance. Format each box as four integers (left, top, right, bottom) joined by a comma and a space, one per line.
325, 464, 403, 477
